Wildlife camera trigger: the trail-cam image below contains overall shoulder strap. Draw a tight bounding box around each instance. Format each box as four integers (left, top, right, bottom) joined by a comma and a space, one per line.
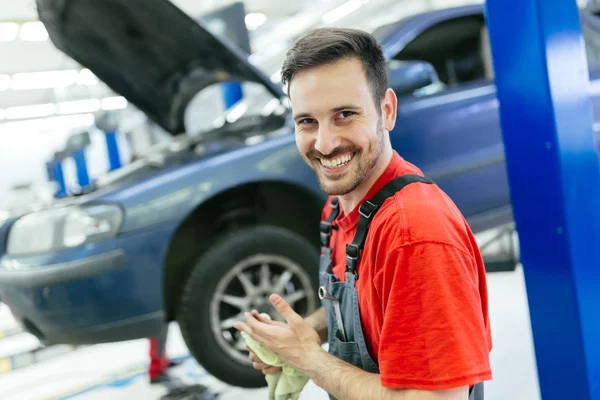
346, 174, 434, 276
320, 197, 340, 248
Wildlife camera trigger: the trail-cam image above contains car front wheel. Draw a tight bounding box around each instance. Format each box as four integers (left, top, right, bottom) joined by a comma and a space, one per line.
176, 225, 320, 388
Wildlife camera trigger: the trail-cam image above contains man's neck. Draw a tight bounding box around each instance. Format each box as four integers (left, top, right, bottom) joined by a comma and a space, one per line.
338, 147, 393, 215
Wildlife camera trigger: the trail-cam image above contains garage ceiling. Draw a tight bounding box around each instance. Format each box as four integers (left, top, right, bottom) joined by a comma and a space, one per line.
0, 0, 588, 131
0, 0, 306, 129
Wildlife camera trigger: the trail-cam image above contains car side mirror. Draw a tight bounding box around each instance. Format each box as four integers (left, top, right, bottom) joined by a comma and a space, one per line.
388, 60, 440, 96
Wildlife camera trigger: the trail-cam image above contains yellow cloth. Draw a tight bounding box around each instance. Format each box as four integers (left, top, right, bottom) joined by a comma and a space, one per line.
241, 314, 309, 400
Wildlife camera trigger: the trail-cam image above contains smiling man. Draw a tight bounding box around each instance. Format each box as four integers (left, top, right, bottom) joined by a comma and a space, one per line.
235, 27, 493, 400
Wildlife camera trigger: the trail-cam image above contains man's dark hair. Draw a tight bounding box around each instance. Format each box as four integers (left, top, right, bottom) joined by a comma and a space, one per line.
281, 27, 388, 107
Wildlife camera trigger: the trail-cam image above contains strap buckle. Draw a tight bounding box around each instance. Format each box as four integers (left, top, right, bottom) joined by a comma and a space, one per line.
330, 197, 339, 209
346, 243, 360, 260
345, 243, 360, 274
320, 221, 333, 247
359, 200, 378, 219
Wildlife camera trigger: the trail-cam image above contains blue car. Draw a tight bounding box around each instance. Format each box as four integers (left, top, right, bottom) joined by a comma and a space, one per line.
1, 0, 600, 388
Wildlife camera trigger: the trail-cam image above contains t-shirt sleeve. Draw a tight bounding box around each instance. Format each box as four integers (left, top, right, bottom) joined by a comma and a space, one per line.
374, 241, 492, 390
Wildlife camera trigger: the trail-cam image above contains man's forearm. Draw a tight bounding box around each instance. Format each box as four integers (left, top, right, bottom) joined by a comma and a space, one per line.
303, 346, 397, 400
304, 307, 328, 344
302, 346, 467, 400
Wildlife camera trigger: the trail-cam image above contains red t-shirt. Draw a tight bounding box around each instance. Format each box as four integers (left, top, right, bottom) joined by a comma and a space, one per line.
321, 150, 493, 390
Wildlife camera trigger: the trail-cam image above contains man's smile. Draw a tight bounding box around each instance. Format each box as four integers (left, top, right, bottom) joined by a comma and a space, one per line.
317, 152, 355, 175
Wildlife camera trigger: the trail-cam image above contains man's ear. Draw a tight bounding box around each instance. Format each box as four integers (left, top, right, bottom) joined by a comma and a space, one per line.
381, 88, 397, 131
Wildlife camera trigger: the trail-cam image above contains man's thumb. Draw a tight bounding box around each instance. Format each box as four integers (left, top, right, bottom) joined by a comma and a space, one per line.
270, 294, 302, 323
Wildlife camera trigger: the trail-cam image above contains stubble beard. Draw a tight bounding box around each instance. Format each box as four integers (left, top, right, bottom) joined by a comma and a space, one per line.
311, 119, 385, 196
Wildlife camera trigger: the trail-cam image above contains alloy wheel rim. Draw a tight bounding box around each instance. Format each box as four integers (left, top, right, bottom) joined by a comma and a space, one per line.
210, 253, 317, 365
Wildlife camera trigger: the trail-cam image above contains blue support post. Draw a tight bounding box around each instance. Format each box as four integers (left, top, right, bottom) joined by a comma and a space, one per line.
485, 0, 600, 399
72, 148, 90, 189
46, 160, 67, 198
104, 130, 122, 171
220, 81, 243, 109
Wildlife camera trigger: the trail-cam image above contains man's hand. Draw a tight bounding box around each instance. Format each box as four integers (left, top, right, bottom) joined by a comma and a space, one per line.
235, 294, 322, 373
247, 345, 282, 375
244, 310, 282, 375
236, 298, 469, 400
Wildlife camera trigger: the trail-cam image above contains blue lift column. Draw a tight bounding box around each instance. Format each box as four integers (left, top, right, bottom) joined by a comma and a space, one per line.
95, 112, 122, 171
221, 81, 243, 109
485, 0, 600, 399
46, 154, 67, 198
65, 131, 92, 191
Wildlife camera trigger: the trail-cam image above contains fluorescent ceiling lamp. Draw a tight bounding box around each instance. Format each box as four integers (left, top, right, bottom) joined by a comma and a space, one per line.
322, 0, 367, 24
0, 114, 95, 134
226, 102, 248, 123
19, 21, 49, 41
0, 109, 4, 120
77, 69, 98, 86
0, 96, 127, 121
0, 23, 19, 42
5, 103, 57, 120
245, 13, 266, 30
0, 75, 9, 91
11, 70, 79, 90
270, 70, 281, 84
101, 96, 128, 110
59, 99, 101, 115
261, 98, 282, 117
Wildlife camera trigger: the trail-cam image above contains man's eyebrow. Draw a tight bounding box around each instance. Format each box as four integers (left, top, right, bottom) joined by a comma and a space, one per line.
293, 105, 363, 121
293, 112, 312, 121
331, 104, 362, 112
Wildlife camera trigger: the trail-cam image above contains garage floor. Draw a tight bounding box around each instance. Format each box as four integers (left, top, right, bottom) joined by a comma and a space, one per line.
0, 266, 540, 400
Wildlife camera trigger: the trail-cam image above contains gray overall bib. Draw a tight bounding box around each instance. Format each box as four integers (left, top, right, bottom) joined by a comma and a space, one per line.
318, 174, 484, 400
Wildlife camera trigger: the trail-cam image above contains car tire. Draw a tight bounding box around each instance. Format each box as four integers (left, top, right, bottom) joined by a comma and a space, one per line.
176, 225, 320, 388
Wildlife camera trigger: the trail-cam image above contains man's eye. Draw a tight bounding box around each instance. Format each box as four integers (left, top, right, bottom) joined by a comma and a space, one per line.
299, 118, 316, 125
338, 111, 355, 119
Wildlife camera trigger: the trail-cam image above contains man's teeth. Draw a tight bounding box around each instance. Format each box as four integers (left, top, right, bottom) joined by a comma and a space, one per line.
321, 154, 353, 168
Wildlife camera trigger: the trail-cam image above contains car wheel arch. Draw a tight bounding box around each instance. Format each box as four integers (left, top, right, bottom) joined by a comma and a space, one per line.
162, 180, 326, 321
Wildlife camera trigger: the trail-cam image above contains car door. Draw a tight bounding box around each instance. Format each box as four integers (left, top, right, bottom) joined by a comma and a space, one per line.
381, 10, 511, 233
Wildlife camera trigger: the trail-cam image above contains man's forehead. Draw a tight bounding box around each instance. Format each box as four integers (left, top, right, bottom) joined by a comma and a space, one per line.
288, 59, 371, 111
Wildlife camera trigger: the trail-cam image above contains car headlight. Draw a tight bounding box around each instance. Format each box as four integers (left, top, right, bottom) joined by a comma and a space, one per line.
6, 204, 123, 256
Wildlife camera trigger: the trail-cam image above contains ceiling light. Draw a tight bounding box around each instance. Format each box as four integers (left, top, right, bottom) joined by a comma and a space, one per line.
59, 99, 101, 115
77, 69, 98, 86
0, 109, 4, 120
11, 70, 79, 90
261, 98, 282, 117
0, 75, 9, 91
245, 13, 266, 30
0, 114, 95, 134
101, 96, 128, 110
270, 70, 281, 84
0, 96, 127, 122
226, 102, 248, 124
322, 0, 367, 24
5, 104, 57, 120
19, 21, 48, 42
0, 23, 19, 42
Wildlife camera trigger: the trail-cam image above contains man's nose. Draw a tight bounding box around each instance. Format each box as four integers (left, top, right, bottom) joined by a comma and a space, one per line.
314, 125, 341, 156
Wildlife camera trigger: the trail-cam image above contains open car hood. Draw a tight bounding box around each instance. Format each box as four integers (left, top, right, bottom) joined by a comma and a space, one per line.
36, 0, 284, 134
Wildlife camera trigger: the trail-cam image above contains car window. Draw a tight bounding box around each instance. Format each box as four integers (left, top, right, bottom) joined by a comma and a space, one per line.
390, 14, 490, 93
